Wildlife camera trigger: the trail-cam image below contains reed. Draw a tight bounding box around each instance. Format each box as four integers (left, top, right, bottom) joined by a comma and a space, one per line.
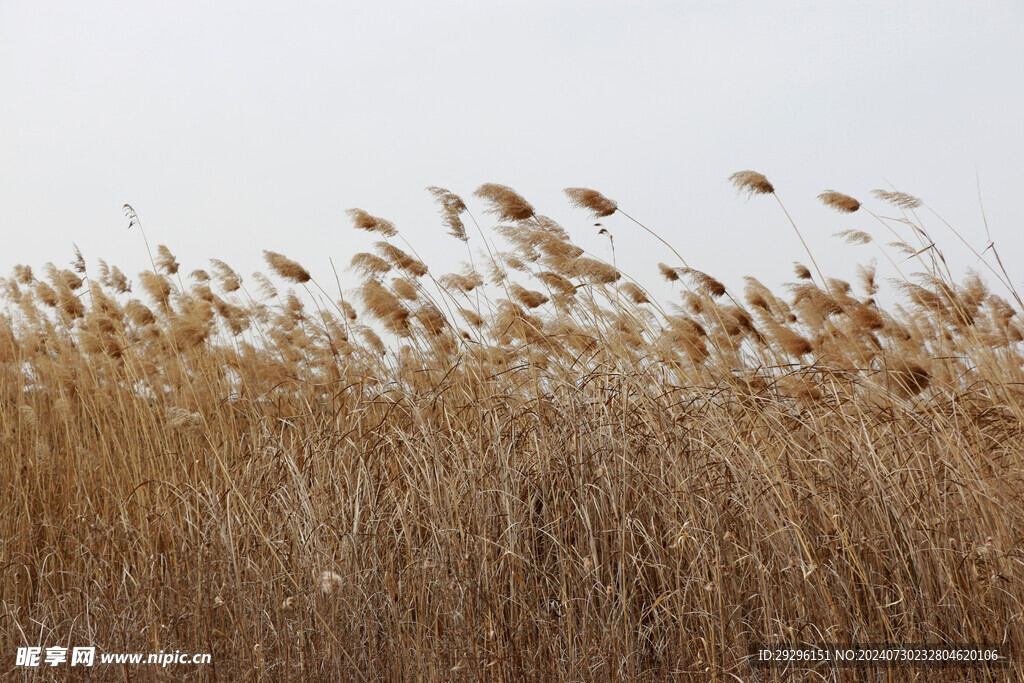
1, 175, 1021, 680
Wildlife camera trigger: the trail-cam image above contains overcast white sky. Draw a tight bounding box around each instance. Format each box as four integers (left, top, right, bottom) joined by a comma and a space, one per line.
3, 1, 1022, 304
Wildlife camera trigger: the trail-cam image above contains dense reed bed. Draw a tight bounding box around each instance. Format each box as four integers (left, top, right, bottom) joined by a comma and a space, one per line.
1, 175, 1022, 680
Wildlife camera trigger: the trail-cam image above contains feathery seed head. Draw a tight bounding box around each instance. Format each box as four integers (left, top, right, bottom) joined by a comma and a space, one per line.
209, 259, 241, 292
351, 253, 392, 278
125, 300, 155, 326
376, 242, 428, 277
347, 208, 398, 237
438, 270, 484, 293
263, 251, 311, 284
106, 266, 131, 294
36, 282, 59, 307
475, 183, 535, 221
156, 245, 180, 275
872, 189, 922, 210
818, 191, 860, 213
457, 307, 484, 327
537, 236, 584, 262
729, 170, 775, 196
775, 325, 813, 357
511, 284, 549, 309
361, 279, 411, 335
682, 268, 727, 298
139, 271, 173, 305
427, 187, 468, 241
536, 271, 576, 296
620, 282, 650, 304
414, 304, 447, 335
658, 263, 680, 282
251, 272, 279, 299
571, 257, 620, 284
51, 268, 83, 291
834, 229, 872, 245
71, 246, 86, 274
564, 188, 618, 218
391, 277, 418, 300
13, 265, 33, 284
856, 262, 878, 296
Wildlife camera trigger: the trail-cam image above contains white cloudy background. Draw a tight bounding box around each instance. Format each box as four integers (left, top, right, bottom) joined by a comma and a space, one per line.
2, 1, 1022, 303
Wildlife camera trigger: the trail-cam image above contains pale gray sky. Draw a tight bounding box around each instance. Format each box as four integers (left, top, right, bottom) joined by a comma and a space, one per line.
3, 1, 1022, 302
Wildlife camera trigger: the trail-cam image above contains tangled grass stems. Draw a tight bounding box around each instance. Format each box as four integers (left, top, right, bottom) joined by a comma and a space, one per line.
0, 176, 1021, 680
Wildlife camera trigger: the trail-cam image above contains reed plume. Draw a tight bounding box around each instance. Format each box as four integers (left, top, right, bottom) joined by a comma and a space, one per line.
347, 208, 398, 237
263, 250, 312, 284
427, 186, 468, 241
474, 183, 535, 221
564, 187, 618, 217
818, 190, 861, 213
728, 170, 775, 196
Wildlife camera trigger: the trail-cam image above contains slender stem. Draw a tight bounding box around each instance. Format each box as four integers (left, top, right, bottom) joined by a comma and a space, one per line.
615, 209, 691, 269
772, 194, 830, 293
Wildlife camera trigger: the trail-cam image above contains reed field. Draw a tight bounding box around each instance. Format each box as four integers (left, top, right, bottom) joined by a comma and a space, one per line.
1, 173, 1022, 680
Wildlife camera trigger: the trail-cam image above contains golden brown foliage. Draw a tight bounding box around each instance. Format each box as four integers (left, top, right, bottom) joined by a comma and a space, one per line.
2, 180, 1023, 681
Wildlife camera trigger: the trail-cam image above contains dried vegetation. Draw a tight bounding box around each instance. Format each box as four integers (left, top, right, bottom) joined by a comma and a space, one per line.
1, 178, 1022, 680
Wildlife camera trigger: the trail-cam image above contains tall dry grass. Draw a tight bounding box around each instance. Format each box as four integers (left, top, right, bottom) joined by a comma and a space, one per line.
1, 175, 1022, 680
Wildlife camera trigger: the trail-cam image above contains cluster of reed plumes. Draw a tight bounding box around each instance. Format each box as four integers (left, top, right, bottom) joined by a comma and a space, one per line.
1, 174, 1022, 680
